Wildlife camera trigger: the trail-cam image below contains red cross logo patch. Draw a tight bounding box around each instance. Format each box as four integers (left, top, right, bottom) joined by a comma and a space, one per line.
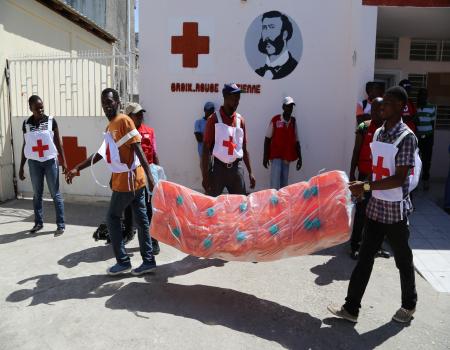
222, 136, 237, 156
32, 139, 49, 158
372, 156, 390, 180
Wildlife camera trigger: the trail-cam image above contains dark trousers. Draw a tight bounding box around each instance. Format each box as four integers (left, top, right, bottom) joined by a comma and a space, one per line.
208, 158, 246, 196
418, 134, 434, 181
350, 173, 370, 252
344, 218, 417, 316
123, 188, 157, 242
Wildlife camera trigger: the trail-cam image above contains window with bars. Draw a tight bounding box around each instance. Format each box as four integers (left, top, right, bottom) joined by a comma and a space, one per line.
410, 39, 450, 62
375, 38, 399, 59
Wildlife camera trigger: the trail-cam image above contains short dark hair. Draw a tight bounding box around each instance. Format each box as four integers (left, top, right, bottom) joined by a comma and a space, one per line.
28, 95, 42, 108
385, 86, 408, 105
262, 11, 293, 42
365, 81, 375, 94
101, 88, 120, 102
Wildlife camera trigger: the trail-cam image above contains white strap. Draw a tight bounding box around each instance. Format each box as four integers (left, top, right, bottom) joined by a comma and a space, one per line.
373, 127, 382, 142
235, 113, 241, 128
393, 129, 412, 147
47, 116, 53, 131
216, 112, 223, 124
25, 122, 31, 133
116, 129, 139, 148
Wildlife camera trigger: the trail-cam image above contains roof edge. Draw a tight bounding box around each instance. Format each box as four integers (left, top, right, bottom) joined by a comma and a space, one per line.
34, 0, 117, 44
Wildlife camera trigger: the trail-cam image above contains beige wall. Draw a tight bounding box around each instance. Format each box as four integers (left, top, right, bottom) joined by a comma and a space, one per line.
0, 0, 113, 201
375, 36, 450, 180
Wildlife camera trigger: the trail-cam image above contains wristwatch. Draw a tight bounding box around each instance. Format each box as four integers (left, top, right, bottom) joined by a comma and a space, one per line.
363, 182, 371, 192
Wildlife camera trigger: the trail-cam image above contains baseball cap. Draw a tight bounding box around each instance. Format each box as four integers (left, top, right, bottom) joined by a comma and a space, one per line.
204, 101, 215, 111
125, 102, 146, 115
222, 83, 241, 95
282, 96, 295, 106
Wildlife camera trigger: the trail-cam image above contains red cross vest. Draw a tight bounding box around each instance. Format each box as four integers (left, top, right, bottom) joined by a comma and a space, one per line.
24, 116, 58, 162
137, 124, 155, 164
212, 112, 244, 164
370, 127, 421, 202
269, 115, 298, 162
357, 121, 379, 175
92, 130, 141, 190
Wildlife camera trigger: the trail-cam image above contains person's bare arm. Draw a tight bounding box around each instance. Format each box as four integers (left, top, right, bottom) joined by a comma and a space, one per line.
19, 136, 27, 181
243, 144, 255, 189
194, 132, 203, 143
350, 133, 364, 181
263, 137, 271, 169
53, 127, 67, 173
65, 153, 102, 184
132, 142, 154, 192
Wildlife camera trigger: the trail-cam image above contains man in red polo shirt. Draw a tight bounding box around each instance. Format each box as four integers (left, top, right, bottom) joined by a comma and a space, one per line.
202, 83, 256, 196
263, 96, 302, 190
123, 103, 160, 254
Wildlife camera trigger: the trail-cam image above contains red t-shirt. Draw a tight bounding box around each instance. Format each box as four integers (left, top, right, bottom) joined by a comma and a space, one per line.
203, 107, 247, 151
137, 123, 157, 164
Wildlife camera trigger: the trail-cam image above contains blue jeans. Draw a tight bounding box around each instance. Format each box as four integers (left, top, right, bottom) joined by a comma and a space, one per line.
28, 158, 65, 229
106, 187, 153, 265
270, 159, 290, 190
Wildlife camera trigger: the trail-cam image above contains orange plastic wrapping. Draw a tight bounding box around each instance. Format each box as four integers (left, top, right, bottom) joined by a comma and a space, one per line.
150, 170, 353, 262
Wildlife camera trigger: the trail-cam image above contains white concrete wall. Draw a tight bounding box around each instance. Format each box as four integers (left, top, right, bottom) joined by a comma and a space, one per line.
0, 0, 113, 201
375, 37, 450, 179
139, 0, 377, 191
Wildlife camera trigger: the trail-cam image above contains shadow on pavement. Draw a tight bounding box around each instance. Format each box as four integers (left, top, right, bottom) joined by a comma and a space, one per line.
58, 245, 140, 268
0, 230, 56, 245
6, 254, 406, 348
105, 281, 406, 349
310, 245, 355, 286
0, 199, 107, 228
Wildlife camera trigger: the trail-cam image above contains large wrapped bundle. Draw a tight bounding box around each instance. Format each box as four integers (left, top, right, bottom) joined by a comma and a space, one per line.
150, 170, 352, 262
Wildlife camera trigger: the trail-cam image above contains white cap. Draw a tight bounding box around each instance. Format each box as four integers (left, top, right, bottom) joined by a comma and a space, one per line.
282, 96, 295, 106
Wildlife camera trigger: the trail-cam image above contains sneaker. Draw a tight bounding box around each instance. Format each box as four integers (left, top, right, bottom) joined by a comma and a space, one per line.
152, 239, 160, 255
131, 258, 157, 276
107, 263, 132, 276
327, 304, 358, 323
54, 228, 65, 237
392, 307, 415, 323
376, 248, 390, 259
30, 223, 43, 233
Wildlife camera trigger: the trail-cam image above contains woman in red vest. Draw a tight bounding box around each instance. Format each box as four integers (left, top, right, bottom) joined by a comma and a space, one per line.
263, 97, 302, 190
349, 97, 389, 260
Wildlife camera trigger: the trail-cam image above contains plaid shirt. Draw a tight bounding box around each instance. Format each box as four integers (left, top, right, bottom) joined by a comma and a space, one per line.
366, 121, 418, 224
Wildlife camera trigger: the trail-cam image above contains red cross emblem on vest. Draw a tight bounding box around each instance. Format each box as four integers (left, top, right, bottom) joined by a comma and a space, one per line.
372, 156, 390, 180
171, 22, 210, 68
32, 139, 49, 158
223, 136, 236, 155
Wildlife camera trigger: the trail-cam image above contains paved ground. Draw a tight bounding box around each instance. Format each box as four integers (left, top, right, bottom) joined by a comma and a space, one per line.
1, 198, 450, 350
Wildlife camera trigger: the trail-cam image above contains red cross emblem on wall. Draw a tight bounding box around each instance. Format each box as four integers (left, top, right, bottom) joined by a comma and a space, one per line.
372, 156, 390, 180
223, 136, 236, 156
171, 22, 209, 68
32, 139, 49, 158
